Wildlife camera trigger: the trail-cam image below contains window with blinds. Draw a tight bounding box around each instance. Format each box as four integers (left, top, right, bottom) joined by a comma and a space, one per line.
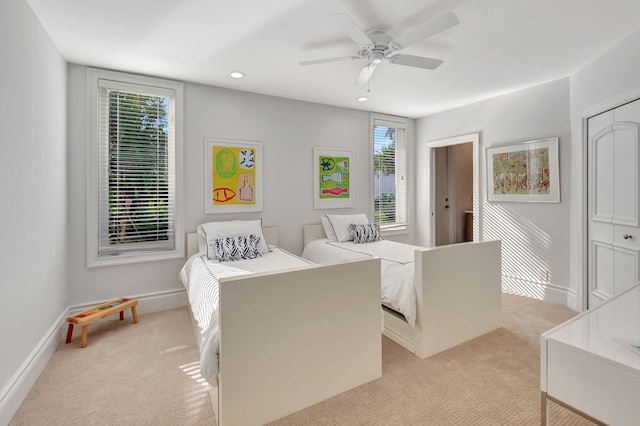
373, 118, 407, 231
87, 69, 183, 266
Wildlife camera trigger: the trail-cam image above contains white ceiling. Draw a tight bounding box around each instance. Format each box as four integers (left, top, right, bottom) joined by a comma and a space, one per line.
26, 0, 640, 118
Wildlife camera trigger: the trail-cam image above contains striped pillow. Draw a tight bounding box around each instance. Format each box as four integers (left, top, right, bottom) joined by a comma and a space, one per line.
210, 234, 263, 261
348, 223, 382, 244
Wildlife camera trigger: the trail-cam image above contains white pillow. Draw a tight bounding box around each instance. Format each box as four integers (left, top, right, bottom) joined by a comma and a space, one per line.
320, 215, 337, 241
198, 219, 270, 258
325, 214, 369, 242
197, 231, 207, 254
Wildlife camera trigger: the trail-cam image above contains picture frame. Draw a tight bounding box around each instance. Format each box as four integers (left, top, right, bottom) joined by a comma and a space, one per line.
486, 137, 560, 203
313, 147, 354, 209
204, 138, 262, 213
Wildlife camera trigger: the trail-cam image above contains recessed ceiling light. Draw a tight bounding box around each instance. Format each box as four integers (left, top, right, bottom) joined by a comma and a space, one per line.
357, 96, 368, 102
230, 71, 245, 79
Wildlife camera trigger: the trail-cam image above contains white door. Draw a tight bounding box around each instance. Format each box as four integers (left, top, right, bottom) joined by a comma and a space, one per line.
588, 99, 640, 308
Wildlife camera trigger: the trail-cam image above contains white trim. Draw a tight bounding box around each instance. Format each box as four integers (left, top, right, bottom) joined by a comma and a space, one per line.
85, 67, 184, 268
0, 309, 67, 425
424, 132, 481, 246
68, 288, 188, 316
1, 289, 188, 424
572, 85, 640, 312
502, 275, 579, 310
369, 113, 413, 235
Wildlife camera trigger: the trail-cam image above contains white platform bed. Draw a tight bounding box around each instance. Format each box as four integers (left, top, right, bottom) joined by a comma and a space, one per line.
303, 223, 503, 359
180, 228, 382, 426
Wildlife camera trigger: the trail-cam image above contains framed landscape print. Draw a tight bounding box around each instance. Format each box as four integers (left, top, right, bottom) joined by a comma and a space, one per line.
204, 139, 263, 213
313, 147, 353, 209
486, 137, 560, 202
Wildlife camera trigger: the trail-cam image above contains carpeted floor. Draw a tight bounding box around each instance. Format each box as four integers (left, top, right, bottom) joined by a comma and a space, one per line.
10, 293, 594, 425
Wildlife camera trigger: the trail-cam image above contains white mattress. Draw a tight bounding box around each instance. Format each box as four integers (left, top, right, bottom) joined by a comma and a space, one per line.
302, 238, 418, 326
179, 247, 312, 386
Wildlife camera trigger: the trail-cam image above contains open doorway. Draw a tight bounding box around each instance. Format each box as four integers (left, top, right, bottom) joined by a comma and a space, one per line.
434, 143, 474, 245
425, 133, 480, 247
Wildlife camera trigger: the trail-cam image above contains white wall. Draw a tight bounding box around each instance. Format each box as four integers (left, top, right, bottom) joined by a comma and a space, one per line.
66, 69, 373, 307
182, 83, 373, 253
0, 0, 68, 422
416, 78, 573, 306
571, 29, 640, 115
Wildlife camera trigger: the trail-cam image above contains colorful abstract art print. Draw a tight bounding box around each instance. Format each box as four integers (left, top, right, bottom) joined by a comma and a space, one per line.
204, 139, 262, 213
313, 147, 354, 209
486, 138, 560, 203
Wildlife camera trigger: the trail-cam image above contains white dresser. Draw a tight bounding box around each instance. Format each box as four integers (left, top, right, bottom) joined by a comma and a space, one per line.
541, 284, 640, 425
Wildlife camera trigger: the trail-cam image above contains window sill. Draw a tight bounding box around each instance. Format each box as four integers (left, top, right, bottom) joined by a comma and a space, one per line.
380, 225, 408, 238
87, 249, 184, 268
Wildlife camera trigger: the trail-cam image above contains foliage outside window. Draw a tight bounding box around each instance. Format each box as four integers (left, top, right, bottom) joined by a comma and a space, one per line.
87, 69, 183, 267
373, 117, 407, 231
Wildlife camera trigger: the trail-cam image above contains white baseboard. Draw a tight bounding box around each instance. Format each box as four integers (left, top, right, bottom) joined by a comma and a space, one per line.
502, 275, 578, 310
0, 310, 67, 426
0, 288, 188, 425
68, 288, 188, 316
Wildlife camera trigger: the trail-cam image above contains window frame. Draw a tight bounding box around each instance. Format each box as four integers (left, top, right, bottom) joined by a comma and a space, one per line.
86, 68, 184, 267
370, 113, 412, 236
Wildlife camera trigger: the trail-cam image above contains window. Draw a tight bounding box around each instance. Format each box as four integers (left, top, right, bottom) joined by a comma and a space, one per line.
87, 69, 183, 267
371, 115, 408, 232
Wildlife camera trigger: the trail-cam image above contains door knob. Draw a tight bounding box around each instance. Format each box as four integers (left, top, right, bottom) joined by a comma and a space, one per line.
623, 234, 633, 240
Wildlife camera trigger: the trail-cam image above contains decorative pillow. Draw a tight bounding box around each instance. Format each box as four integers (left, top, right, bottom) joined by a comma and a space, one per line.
325, 213, 369, 242
210, 234, 263, 262
349, 223, 382, 244
320, 215, 337, 241
198, 219, 270, 259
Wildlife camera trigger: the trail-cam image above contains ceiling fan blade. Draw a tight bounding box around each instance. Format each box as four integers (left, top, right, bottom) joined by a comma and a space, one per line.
356, 62, 377, 85
332, 13, 373, 47
388, 54, 443, 70
299, 56, 360, 66
390, 11, 459, 50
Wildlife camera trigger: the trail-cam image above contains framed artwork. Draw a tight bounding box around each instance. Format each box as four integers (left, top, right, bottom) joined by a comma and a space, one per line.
204, 139, 262, 213
486, 137, 560, 203
313, 147, 353, 209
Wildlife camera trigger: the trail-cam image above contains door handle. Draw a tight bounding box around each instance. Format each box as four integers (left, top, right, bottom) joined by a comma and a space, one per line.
623, 234, 633, 240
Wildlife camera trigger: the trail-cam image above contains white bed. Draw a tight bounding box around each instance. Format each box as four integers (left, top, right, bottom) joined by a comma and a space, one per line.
303, 222, 503, 359
180, 225, 382, 426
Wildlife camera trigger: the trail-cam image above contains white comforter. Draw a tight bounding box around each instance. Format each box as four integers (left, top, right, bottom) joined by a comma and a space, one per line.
302, 239, 418, 326
179, 248, 312, 386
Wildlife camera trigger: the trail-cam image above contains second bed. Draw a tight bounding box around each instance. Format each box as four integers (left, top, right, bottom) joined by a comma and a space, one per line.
302, 216, 503, 359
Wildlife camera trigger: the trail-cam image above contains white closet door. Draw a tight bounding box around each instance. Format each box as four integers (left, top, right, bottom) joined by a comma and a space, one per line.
588, 99, 640, 308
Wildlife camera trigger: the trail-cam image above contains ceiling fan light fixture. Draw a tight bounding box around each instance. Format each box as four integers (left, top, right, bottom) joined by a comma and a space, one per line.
230, 71, 245, 79
357, 96, 368, 102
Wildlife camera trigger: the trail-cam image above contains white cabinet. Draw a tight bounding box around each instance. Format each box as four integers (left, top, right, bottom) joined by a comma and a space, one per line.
541, 284, 640, 425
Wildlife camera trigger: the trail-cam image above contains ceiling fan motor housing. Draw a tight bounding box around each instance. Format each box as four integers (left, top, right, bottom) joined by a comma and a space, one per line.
358, 29, 394, 60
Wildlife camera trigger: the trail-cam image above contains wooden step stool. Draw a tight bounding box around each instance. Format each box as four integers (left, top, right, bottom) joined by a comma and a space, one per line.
66, 297, 139, 348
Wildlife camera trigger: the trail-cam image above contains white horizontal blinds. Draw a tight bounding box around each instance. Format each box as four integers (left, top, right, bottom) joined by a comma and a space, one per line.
97, 79, 176, 256
394, 126, 407, 226
373, 119, 407, 229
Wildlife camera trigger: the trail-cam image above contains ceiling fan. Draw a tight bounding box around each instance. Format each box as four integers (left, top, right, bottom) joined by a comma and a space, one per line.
299, 11, 460, 85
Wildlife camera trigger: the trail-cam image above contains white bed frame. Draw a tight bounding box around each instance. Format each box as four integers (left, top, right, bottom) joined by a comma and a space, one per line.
303, 223, 502, 359
185, 228, 382, 425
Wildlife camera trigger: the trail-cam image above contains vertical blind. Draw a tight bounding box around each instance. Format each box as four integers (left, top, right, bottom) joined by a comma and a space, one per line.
97, 79, 176, 256
373, 119, 407, 229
